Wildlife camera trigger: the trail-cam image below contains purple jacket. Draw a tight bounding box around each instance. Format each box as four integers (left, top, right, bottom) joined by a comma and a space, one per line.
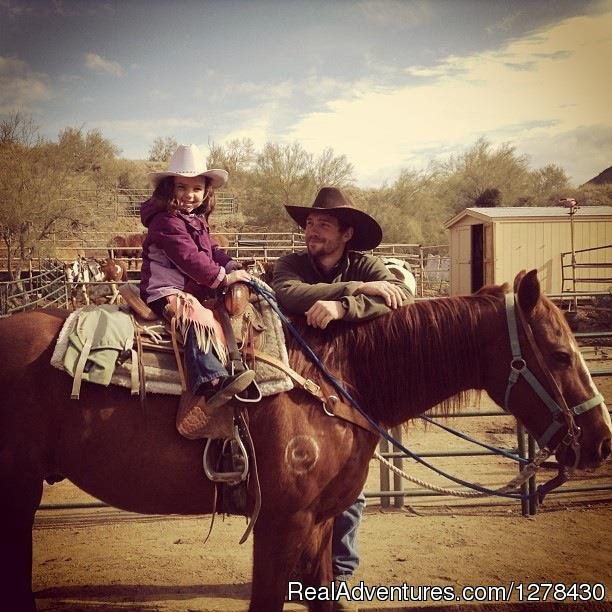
139, 198, 240, 304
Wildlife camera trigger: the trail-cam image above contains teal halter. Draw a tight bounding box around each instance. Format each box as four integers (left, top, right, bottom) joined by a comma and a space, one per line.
503, 292, 604, 457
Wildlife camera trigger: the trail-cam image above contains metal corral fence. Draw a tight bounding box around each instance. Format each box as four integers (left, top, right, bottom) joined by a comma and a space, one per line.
374, 291, 611, 515
10, 233, 449, 297
1, 264, 608, 515
561, 243, 612, 293
0, 260, 68, 316
72, 188, 238, 217
373, 404, 611, 517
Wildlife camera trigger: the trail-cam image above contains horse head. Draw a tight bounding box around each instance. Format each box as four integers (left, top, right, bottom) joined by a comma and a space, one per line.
99, 258, 128, 282
482, 270, 611, 470
383, 257, 417, 296
63, 260, 79, 283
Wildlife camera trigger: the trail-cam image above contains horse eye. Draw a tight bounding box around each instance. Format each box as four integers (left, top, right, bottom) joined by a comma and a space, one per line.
552, 351, 572, 367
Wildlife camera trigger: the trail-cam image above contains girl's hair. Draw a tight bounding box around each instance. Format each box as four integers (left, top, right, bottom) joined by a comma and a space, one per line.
152, 176, 217, 220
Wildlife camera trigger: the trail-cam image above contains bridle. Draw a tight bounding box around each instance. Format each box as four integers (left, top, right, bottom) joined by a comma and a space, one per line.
503, 292, 604, 469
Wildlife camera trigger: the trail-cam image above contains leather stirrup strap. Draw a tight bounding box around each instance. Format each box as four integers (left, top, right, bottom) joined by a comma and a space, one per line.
71, 336, 93, 400
244, 348, 378, 435
216, 306, 245, 371
238, 407, 262, 545
244, 348, 326, 401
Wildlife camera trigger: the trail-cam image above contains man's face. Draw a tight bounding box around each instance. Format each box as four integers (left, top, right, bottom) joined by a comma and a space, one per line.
305, 212, 353, 261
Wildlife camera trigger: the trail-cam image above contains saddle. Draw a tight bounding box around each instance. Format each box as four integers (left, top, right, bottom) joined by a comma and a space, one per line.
52, 282, 378, 539
118, 283, 286, 441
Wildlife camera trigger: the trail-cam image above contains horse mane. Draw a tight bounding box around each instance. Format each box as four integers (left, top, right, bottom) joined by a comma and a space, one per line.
286, 285, 509, 427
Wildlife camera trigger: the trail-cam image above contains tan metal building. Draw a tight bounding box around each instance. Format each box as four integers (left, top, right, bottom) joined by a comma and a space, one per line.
444, 206, 612, 295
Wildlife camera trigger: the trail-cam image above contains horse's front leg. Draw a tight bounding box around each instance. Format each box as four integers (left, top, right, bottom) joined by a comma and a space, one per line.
250, 511, 316, 612
108, 282, 120, 304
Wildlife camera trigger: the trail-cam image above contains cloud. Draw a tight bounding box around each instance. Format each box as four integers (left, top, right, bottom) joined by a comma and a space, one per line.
485, 12, 523, 34
0, 0, 114, 18
519, 124, 612, 185
84, 53, 125, 77
0, 0, 28, 18
358, 0, 432, 28
286, 8, 612, 186
502, 61, 537, 71
91, 117, 206, 138
0, 55, 50, 112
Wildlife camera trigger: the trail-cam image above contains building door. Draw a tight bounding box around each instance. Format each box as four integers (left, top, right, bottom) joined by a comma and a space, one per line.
483, 223, 494, 285
471, 224, 484, 292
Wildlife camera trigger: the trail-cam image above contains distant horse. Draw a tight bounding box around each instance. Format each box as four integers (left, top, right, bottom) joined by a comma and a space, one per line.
63, 257, 127, 307
382, 257, 417, 295
109, 233, 147, 269
0, 270, 610, 611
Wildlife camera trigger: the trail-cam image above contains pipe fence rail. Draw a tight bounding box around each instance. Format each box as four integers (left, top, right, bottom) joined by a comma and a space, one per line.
0, 260, 68, 316
371, 405, 612, 517
70, 188, 237, 217
1, 236, 450, 297
561, 243, 612, 294
1, 259, 609, 516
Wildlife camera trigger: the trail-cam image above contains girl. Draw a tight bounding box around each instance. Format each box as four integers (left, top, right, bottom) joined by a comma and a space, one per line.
140, 144, 254, 411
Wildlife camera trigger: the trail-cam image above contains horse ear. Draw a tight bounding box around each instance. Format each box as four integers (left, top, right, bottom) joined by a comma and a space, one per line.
513, 270, 527, 293
516, 269, 541, 317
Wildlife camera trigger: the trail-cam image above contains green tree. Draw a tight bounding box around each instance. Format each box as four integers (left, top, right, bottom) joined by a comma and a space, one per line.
527, 164, 571, 205
240, 142, 354, 231
427, 139, 577, 215
148, 136, 178, 162
565, 183, 612, 207
208, 138, 256, 177
0, 117, 120, 279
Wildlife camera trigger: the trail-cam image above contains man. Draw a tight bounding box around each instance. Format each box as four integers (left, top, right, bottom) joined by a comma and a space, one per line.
272, 186, 414, 597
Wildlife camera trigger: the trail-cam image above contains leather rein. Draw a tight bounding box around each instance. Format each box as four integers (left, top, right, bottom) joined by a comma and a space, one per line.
503, 292, 604, 471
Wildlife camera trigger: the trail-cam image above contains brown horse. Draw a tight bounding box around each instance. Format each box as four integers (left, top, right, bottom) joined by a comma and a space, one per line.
0, 270, 610, 612
109, 233, 147, 269
64, 257, 128, 307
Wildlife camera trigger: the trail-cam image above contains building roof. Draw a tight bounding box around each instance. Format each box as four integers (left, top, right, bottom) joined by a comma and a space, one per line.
445, 206, 612, 229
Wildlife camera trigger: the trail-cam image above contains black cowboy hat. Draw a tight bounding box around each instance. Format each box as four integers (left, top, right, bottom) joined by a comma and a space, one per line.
285, 187, 383, 251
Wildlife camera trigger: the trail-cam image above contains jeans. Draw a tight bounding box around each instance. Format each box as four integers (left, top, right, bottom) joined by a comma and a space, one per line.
332, 491, 365, 578
183, 325, 228, 394
148, 296, 227, 394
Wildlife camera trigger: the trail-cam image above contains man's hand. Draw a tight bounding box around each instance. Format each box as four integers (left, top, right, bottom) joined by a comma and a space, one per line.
305, 300, 346, 329
355, 281, 405, 309
225, 269, 251, 286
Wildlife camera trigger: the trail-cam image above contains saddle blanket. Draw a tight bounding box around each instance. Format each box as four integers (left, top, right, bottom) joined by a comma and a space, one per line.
51, 284, 294, 398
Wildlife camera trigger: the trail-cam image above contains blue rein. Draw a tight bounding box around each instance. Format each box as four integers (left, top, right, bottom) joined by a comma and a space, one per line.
247, 280, 600, 500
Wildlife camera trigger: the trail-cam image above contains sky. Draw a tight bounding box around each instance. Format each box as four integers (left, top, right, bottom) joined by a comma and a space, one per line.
1, 0, 611, 187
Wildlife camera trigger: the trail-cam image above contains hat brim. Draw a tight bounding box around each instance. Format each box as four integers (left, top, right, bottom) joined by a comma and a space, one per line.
148, 169, 228, 189
285, 205, 383, 251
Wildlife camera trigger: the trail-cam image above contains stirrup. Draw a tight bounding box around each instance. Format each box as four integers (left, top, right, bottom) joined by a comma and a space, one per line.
234, 379, 262, 403
228, 360, 262, 403
203, 425, 249, 484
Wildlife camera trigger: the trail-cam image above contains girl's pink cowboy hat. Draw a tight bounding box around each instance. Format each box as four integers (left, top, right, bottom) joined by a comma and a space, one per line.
149, 144, 228, 189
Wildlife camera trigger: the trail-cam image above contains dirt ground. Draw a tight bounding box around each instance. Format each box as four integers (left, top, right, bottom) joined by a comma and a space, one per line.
33, 375, 612, 611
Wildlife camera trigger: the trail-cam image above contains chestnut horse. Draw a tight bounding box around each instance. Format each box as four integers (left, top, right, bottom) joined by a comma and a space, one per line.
109, 232, 147, 269
0, 271, 610, 612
